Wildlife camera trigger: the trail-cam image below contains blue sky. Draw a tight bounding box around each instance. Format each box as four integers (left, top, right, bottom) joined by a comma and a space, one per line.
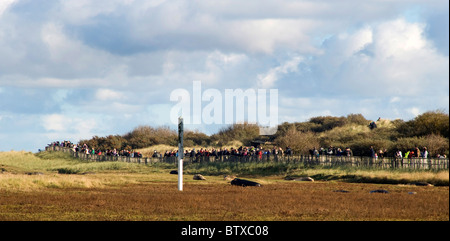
0, 0, 448, 152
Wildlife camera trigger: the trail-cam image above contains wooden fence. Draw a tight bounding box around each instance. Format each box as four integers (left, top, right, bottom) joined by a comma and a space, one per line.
45, 145, 449, 170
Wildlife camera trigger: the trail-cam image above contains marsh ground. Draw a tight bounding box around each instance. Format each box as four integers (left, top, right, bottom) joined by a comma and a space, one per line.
0, 175, 448, 221
0, 151, 448, 221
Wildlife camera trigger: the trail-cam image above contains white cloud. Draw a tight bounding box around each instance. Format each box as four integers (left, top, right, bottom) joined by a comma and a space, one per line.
206, 51, 248, 68
96, 89, 126, 101
312, 18, 449, 97
41, 114, 69, 132
389, 97, 401, 103
407, 107, 421, 117
41, 23, 81, 63
257, 56, 304, 88
41, 113, 99, 141
40, 22, 121, 77
375, 19, 427, 58
0, 0, 17, 17
225, 19, 318, 54
370, 19, 448, 94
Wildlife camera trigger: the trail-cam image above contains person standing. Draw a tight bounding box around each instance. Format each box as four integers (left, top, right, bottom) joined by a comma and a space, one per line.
422, 147, 428, 158
370, 146, 376, 158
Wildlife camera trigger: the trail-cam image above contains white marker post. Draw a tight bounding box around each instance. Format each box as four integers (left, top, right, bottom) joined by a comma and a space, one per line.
178, 117, 184, 191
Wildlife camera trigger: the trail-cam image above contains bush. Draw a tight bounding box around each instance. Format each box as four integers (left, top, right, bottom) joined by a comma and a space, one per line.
274, 126, 320, 155
211, 123, 260, 146
347, 138, 394, 157
346, 113, 369, 125
309, 116, 348, 132
123, 126, 177, 149
184, 130, 211, 147
397, 110, 449, 138
318, 124, 370, 148
81, 135, 127, 151
394, 134, 449, 157
423, 134, 449, 157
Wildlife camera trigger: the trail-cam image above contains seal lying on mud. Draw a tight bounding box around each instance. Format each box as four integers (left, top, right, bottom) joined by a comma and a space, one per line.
370, 189, 389, 194
231, 178, 262, 187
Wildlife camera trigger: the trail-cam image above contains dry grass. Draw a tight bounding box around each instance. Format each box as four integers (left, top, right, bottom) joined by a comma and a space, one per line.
0, 180, 447, 221
348, 169, 449, 184
377, 118, 397, 128
0, 173, 106, 191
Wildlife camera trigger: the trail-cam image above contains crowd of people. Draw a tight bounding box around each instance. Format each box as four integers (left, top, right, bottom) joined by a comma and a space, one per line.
47, 141, 143, 158
47, 140, 446, 160
159, 146, 294, 160
309, 146, 353, 157
48, 140, 74, 148
393, 147, 436, 159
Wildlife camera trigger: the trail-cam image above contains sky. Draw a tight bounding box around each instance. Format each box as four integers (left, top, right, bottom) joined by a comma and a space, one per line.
0, 0, 448, 152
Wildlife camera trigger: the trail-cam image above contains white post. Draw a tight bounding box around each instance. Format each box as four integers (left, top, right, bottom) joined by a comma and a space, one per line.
178, 117, 184, 191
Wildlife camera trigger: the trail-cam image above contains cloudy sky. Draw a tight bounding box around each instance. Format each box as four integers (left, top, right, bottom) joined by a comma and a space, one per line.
0, 0, 448, 152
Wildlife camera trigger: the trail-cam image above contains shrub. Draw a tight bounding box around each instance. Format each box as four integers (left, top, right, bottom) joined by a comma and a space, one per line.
211, 123, 260, 146
274, 126, 320, 155
347, 138, 394, 157
184, 130, 211, 147
346, 113, 369, 125
422, 134, 449, 157
394, 134, 449, 157
123, 126, 177, 149
397, 110, 449, 138
309, 116, 348, 132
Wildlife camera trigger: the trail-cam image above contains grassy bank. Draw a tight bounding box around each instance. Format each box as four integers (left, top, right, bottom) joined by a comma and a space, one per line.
0, 151, 169, 191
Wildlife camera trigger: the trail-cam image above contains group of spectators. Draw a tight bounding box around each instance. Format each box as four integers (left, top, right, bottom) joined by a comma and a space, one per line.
393, 147, 431, 160
158, 146, 294, 159
47, 141, 143, 158
48, 140, 74, 148
374, 146, 447, 159
47, 140, 446, 160
77, 145, 144, 158
309, 146, 353, 157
